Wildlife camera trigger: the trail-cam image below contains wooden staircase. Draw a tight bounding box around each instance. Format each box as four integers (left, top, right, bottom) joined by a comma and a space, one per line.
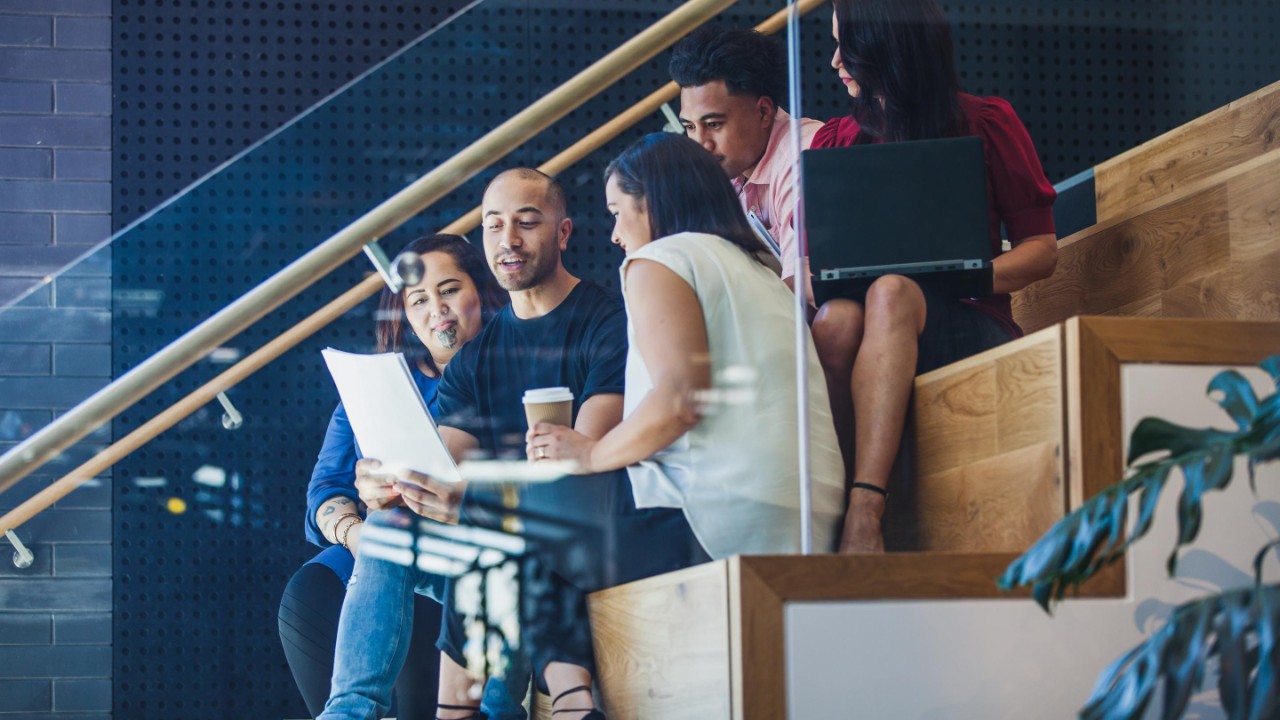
1013, 79, 1280, 332
584, 81, 1280, 719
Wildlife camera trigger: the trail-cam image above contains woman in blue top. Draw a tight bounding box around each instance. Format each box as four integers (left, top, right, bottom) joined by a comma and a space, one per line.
278, 233, 506, 719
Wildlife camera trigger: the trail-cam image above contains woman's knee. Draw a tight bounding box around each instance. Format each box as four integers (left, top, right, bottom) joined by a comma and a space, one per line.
280, 563, 344, 636
812, 299, 866, 360
279, 563, 346, 715
864, 275, 926, 331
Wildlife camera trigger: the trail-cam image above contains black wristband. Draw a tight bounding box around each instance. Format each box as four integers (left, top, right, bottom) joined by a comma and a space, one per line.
851, 482, 889, 499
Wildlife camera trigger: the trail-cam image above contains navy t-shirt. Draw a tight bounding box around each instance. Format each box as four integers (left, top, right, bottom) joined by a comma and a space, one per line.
430, 281, 627, 458
430, 281, 694, 590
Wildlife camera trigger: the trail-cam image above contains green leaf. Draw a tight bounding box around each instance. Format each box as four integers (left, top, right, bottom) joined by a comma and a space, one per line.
1246, 589, 1280, 719
1260, 354, 1280, 386
1253, 538, 1280, 586
998, 468, 1176, 610
1003, 353, 1280, 603
1005, 354, 1280, 719
996, 507, 1078, 610
1216, 593, 1249, 717
1167, 445, 1235, 575
1158, 600, 1211, 720
1081, 636, 1160, 720
1080, 586, 1280, 720
1252, 426, 1280, 466
1130, 464, 1173, 541
1127, 417, 1237, 466
1207, 369, 1261, 431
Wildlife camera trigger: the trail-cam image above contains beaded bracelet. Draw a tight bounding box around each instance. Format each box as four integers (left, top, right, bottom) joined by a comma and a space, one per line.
337, 514, 364, 550
332, 512, 362, 548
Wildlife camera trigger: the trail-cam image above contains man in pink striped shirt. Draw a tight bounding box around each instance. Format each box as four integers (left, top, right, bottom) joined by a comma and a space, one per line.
670, 26, 822, 287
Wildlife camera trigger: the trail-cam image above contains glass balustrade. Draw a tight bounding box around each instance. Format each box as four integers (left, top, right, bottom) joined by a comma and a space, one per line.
2, 0, 1275, 716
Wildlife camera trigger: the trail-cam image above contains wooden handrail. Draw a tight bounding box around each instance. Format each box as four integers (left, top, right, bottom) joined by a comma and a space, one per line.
0, 0, 827, 533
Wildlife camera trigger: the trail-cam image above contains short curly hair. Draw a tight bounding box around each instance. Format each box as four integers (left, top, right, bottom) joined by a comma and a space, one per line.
668, 26, 787, 107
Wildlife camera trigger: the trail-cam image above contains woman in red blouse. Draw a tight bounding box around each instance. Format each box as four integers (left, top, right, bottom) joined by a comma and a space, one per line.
811, 0, 1058, 553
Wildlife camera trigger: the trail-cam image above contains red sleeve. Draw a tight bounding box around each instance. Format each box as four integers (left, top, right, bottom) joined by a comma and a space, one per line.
810, 116, 861, 149
974, 96, 1057, 244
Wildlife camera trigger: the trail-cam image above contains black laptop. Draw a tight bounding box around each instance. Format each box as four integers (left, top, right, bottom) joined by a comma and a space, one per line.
802, 135, 993, 306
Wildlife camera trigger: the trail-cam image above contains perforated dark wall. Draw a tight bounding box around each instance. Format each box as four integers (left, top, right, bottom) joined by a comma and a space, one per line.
944, 0, 1279, 174
111, 1, 1280, 717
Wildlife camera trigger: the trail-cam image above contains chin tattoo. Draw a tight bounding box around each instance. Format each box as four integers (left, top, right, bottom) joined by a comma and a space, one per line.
434, 326, 459, 349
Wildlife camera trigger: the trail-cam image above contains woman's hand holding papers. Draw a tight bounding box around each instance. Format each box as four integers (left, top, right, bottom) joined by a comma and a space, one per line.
392, 469, 465, 525
354, 458, 404, 511
355, 457, 466, 524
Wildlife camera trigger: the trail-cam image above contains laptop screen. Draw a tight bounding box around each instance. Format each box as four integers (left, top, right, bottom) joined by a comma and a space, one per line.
802, 135, 991, 279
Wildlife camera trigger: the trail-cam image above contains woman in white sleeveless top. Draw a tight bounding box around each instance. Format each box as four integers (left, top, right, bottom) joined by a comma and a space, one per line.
528, 132, 845, 558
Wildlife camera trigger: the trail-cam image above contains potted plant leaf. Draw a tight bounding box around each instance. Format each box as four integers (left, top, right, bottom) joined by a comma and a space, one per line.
997, 355, 1280, 719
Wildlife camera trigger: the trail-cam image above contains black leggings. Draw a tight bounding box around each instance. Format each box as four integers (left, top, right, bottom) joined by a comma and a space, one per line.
278, 562, 442, 719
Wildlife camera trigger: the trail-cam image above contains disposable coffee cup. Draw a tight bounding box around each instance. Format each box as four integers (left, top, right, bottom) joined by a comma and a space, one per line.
523, 387, 574, 429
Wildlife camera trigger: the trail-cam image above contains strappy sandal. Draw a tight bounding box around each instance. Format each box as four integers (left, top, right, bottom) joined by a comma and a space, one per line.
550, 685, 606, 718
436, 702, 487, 720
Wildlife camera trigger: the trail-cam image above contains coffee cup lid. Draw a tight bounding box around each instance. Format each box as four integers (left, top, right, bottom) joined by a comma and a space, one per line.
522, 386, 574, 403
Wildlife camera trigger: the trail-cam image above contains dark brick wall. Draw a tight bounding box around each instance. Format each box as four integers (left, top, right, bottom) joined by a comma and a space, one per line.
0, 0, 113, 717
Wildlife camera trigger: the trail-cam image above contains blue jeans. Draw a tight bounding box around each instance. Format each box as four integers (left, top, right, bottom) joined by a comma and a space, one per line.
318, 511, 529, 720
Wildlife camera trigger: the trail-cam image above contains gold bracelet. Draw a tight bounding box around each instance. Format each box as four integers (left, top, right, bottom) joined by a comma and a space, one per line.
330, 512, 361, 546
337, 514, 364, 550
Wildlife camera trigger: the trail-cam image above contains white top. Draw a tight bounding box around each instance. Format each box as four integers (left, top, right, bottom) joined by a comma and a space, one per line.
619, 232, 846, 559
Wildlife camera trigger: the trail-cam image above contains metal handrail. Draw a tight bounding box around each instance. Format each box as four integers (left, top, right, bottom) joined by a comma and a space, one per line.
0, 0, 826, 532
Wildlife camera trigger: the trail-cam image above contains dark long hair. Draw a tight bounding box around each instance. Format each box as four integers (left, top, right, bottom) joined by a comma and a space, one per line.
375, 233, 507, 376
832, 0, 967, 143
604, 133, 767, 261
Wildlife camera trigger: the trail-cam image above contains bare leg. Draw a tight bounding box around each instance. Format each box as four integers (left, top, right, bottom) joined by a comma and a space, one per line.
811, 298, 866, 491
437, 652, 482, 719
544, 661, 597, 717
842, 275, 927, 553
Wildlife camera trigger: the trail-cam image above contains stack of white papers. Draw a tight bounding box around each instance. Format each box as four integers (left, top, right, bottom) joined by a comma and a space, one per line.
321, 349, 463, 483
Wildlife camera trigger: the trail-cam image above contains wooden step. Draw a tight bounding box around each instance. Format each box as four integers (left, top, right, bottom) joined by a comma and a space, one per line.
1012, 81, 1280, 334
1093, 79, 1280, 222
588, 553, 1032, 720
1013, 145, 1280, 333
587, 316, 1280, 720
